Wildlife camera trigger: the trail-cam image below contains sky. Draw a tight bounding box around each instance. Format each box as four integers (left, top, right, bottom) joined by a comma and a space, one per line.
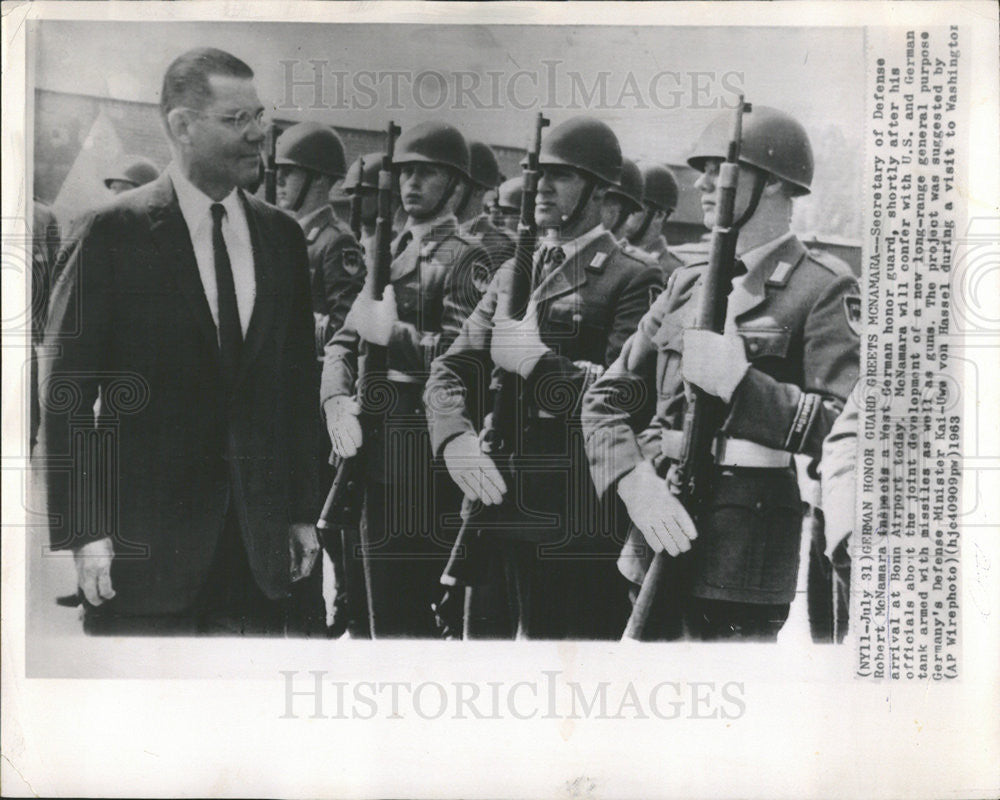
33, 21, 864, 164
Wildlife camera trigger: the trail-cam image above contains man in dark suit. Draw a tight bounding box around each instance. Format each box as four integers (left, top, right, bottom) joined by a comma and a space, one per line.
40, 47, 320, 636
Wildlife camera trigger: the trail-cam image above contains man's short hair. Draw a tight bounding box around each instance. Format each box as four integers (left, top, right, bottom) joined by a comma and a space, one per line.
160, 47, 254, 122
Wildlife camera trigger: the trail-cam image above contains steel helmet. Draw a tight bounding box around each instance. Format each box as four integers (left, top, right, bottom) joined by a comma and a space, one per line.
638, 162, 680, 212
535, 116, 622, 186
606, 157, 643, 209
497, 176, 523, 211
275, 122, 347, 179
393, 121, 470, 179
341, 151, 383, 193
104, 156, 159, 189
468, 141, 502, 190
687, 105, 813, 196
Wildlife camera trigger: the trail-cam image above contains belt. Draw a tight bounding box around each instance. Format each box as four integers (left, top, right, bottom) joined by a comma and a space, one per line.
659, 430, 791, 468
385, 369, 422, 384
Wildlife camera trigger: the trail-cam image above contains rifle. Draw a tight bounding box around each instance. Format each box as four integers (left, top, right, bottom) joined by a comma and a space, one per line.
348, 157, 365, 243
434, 113, 549, 629
623, 98, 762, 641
263, 123, 278, 205
317, 123, 401, 533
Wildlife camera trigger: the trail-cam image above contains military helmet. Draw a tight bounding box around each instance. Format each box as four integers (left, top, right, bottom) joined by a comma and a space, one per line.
104, 156, 159, 189
393, 121, 470, 179
468, 141, 502, 190
275, 121, 347, 179
606, 157, 643, 209
342, 151, 383, 193
687, 105, 813, 196
638, 162, 680, 212
497, 176, 523, 211
535, 116, 622, 186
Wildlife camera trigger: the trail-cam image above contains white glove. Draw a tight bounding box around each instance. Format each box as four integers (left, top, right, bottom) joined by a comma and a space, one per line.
73, 537, 116, 606
443, 432, 507, 505
353, 284, 398, 347
682, 328, 749, 403
490, 300, 549, 377
617, 460, 698, 556
324, 395, 363, 458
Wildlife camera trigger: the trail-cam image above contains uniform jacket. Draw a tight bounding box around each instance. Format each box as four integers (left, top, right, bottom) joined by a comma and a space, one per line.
302, 204, 364, 355
427, 229, 661, 454
582, 234, 861, 600
40, 173, 319, 614
820, 385, 859, 560
462, 214, 516, 277
625, 235, 684, 285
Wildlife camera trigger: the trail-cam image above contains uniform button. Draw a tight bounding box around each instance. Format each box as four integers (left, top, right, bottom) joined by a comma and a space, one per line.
749, 341, 760, 353
754, 500, 764, 512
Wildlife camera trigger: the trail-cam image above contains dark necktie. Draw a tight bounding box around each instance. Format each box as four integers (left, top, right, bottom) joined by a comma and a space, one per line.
210, 203, 242, 391
533, 244, 566, 289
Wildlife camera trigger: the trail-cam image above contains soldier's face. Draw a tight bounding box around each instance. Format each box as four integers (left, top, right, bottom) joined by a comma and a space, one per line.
276, 165, 308, 210
535, 165, 588, 230
185, 75, 266, 195
399, 163, 452, 220
622, 207, 648, 239
695, 159, 758, 229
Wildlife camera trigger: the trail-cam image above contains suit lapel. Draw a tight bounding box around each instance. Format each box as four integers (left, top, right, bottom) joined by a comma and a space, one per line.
235, 191, 278, 388
146, 174, 219, 362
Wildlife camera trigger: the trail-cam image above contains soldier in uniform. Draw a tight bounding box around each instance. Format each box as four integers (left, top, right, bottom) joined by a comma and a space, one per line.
600, 157, 643, 242
622, 162, 685, 284
457, 141, 516, 275
581, 106, 861, 641
104, 156, 160, 195
321, 122, 491, 638
274, 121, 365, 636
492, 176, 522, 235
425, 116, 662, 640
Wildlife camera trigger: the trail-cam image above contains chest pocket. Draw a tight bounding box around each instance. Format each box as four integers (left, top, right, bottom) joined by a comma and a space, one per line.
394, 274, 444, 331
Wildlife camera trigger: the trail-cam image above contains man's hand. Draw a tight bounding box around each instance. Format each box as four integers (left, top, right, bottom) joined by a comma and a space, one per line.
681, 328, 749, 403
289, 523, 321, 583
443, 432, 507, 505
324, 395, 363, 458
73, 537, 116, 606
617, 461, 698, 556
353, 284, 398, 347
490, 301, 549, 377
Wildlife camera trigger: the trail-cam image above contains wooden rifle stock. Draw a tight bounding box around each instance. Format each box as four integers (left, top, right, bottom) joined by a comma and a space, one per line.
623, 99, 753, 641
348, 157, 365, 243
263, 124, 277, 205
318, 123, 401, 531
440, 112, 549, 591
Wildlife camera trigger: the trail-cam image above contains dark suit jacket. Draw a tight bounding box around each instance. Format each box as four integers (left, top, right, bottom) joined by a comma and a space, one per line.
40, 173, 318, 614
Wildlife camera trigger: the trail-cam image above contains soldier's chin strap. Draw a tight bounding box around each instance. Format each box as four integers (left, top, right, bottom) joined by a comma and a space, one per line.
559, 177, 596, 235
289, 170, 315, 214
454, 179, 477, 220
733, 170, 767, 229
419, 169, 461, 222
627, 206, 655, 246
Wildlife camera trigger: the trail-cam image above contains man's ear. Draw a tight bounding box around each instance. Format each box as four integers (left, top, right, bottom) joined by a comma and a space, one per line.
166, 108, 193, 146
761, 174, 785, 197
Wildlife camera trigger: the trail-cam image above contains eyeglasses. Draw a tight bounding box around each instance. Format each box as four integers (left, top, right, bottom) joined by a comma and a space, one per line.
182, 107, 267, 133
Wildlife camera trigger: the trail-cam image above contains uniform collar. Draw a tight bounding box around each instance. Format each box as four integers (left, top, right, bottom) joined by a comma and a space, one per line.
167, 161, 243, 234
539, 224, 606, 263
737, 230, 795, 277
297, 203, 332, 232
402, 211, 458, 245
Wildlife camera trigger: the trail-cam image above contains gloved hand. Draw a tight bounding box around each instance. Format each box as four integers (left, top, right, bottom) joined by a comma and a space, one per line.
324, 395, 363, 458
490, 300, 549, 377
617, 460, 698, 556
353, 284, 398, 347
682, 328, 749, 403
289, 523, 321, 583
73, 537, 116, 606
443, 432, 507, 505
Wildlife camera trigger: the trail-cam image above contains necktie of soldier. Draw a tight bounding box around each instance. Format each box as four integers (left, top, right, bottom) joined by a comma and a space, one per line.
544, 245, 566, 271
211, 203, 242, 392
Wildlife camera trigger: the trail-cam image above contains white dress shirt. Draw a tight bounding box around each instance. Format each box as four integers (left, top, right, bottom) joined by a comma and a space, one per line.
168, 162, 256, 336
